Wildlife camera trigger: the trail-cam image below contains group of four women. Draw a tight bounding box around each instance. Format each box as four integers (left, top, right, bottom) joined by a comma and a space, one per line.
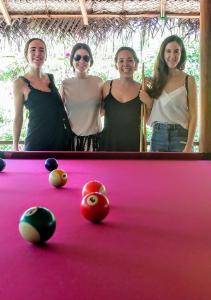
13, 35, 197, 152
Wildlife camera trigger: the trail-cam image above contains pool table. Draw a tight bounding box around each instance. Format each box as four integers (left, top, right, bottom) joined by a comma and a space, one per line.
0, 151, 211, 300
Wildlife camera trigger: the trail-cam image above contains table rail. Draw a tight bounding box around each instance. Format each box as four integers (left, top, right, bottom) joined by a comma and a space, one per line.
0, 151, 210, 160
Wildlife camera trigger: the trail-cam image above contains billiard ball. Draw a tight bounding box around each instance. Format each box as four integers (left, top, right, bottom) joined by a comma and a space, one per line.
0, 158, 6, 171
19, 207, 56, 244
45, 158, 58, 172
49, 169, 68, 188
81, 192, 110, 223
82, 180, 106, 197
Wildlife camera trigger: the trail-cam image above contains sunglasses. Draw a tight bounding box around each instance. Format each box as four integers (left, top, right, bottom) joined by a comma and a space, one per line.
73, 55, 90, 63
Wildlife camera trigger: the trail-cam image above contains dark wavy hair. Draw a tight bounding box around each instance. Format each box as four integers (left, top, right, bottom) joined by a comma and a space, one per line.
24, 38, 47, 61
70, 43, 94, 71
114, 47, 139, 64
149, 35, 187, 99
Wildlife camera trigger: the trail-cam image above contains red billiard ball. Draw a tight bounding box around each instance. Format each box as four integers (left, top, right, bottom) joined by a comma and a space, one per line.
49, 169, 68, 188
45, 158, 58, 172
19, 207, 56, 244
82, 180, 106, 197
80, 192, 110, 223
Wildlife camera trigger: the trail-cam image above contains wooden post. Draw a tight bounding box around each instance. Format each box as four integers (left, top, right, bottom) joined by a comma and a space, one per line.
199, 1, 211, 152
140, 63, 147, 152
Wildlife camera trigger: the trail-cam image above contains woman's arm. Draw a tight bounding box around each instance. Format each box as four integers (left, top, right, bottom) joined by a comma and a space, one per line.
139, 90, 153, 120
102, 80, 111, 99
101, 81, 111, 116
13, 79, 25, 151
60, 81, 65, 103
183, 76, 197, 153
139, 76, 154, 117
97, 77, 104, 116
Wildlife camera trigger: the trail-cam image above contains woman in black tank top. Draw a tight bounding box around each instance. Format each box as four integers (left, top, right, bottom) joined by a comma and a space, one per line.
100, 47, 153, 152
13, 38, 71, 151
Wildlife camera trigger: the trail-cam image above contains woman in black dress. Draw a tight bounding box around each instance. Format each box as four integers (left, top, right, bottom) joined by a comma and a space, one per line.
100, 47, 152, 152
13, 38, 71, 151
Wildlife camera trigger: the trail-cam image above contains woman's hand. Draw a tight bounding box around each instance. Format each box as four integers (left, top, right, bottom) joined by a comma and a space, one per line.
13, 143, 23, 151
139, 90, 153, 111
183, 145, 193, 153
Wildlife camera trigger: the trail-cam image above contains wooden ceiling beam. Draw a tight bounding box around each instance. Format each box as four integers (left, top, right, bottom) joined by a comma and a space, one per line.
0, 0, 11, 25
160, 0, 167, 18
78, 0, 88, 25
0, 13, 200, 20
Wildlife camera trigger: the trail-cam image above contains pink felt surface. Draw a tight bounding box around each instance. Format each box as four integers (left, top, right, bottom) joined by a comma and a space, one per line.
0, 158, 211, 300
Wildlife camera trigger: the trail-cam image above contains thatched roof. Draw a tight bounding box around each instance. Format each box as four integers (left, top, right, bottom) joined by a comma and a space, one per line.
0, 0, 200, 43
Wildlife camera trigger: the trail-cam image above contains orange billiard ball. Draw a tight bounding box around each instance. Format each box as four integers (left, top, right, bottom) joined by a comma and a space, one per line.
82, 180, 106, 197
49, 169, 68, 188
80, 192, 110, 223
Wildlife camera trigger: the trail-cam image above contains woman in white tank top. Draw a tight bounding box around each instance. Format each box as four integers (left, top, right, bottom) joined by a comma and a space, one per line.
140, 35, 197, 152
61, 43, 103, 151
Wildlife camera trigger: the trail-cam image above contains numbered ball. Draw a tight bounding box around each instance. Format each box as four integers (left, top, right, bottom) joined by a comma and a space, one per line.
0, 158, 6, 172
49, 169, 68, 187
19, 207, 56, 244
81, 192, 110, 223
45, 158, 58, 172
82, 180, 106, 197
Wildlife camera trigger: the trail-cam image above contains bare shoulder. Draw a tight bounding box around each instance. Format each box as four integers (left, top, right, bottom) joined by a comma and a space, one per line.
183, 71, 195, 81
103, 80, 112, 98
186, 74, 196, 88
14, 77, 25, 87
13, 77, 26, 93
188, 75, 196, 83
103, 80, 111, 90
13, 77, 26, 104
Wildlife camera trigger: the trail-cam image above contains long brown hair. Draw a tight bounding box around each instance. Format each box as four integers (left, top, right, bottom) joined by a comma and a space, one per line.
149, 35, 187, 99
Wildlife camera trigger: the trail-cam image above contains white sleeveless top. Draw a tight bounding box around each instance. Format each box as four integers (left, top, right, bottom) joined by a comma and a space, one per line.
62, 76, 103, 136
148, 85, 189, 129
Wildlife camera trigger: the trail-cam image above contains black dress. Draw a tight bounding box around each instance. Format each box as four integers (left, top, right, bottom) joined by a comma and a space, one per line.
100, 81, 142, 152
22, 74, 71, 151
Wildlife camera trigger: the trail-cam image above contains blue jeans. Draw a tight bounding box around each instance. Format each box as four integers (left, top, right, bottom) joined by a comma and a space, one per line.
150, 123, 188, 152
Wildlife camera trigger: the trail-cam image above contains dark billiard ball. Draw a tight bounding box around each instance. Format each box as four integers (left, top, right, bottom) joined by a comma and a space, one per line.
0, 158, 6, 172
49, 169, 68, 188
81, 192, 110, 223
19, 207, 56, 243
45, 158, 58, 172
82, 180, 106, 197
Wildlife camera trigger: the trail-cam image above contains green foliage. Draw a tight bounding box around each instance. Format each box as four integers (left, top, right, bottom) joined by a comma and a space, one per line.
185, 41, 200, 85
0, 60, 26, 82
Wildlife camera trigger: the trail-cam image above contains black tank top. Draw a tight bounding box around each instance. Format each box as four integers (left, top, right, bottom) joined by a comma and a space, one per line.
101, 80, 142, 152
22, 74, 71, 151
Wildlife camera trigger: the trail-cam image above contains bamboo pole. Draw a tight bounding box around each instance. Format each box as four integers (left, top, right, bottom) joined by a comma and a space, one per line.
160, 0, 167, 18
140, 63, 147, 152
0, 0, 11, 25
78, 0, 88, 25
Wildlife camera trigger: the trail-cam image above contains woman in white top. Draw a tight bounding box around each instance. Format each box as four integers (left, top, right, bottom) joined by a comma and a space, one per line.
140, 35, 197, 152
61, 43, 103, 151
